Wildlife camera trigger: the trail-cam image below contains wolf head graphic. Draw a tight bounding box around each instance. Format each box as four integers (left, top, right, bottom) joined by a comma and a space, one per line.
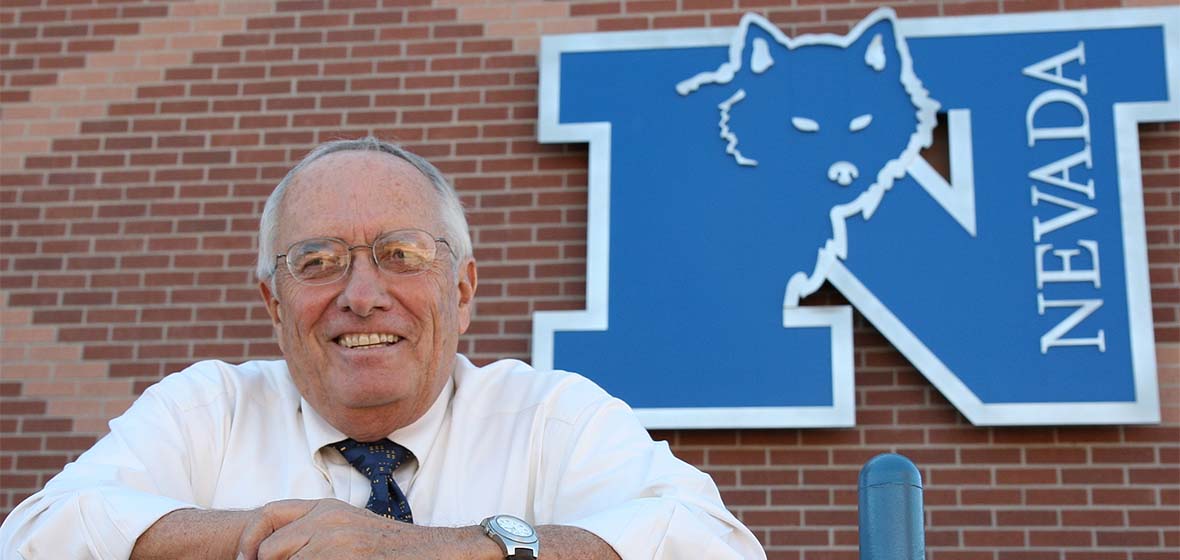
677, 8, 940, 306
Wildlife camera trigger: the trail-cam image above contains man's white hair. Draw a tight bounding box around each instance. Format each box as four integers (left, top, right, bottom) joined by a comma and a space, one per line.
255, 137, 472, 282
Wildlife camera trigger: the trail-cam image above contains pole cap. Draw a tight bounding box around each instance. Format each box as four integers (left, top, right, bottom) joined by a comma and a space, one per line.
859, 453, 922, 489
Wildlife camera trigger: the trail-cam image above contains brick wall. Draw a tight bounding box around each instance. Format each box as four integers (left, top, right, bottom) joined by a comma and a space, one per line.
1, 1, 1176, 558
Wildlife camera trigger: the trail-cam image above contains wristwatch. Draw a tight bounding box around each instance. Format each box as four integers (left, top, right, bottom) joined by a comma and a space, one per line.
480, 514, 540, 559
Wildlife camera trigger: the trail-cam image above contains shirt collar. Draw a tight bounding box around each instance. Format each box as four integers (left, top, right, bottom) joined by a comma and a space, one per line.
300, 358, 459, 464
388, 371, 452, 463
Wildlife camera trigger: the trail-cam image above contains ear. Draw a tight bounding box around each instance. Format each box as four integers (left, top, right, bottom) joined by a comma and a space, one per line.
258, 279, 285, 350
864, 33, 885, 70
855, 18, 900, 74
456, 258, 477, 335
740, 19, 780, 75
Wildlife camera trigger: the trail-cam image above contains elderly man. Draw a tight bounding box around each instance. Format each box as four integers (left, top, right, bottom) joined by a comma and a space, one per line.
0, 138, 766, 559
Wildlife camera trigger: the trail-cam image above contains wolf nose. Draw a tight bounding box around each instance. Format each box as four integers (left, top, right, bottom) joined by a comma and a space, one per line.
827, 161, 859, 186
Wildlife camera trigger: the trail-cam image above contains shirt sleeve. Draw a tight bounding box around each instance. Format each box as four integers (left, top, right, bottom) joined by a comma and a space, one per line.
0, 379, 209, 560
541, 388, 767, 560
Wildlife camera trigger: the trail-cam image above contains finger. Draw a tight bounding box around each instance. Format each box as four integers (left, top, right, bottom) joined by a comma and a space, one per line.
236, 499, 319, 560
259, 500, 372, 560
287, 538, 348, 560
257, 527, 310, 560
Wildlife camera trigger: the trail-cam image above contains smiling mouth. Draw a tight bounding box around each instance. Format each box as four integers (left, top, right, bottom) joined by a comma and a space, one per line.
336, 333, 401, 349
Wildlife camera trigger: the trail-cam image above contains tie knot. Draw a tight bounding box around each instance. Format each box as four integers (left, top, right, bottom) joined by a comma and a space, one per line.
334, 438, 412, 477
332, 438, 415, 523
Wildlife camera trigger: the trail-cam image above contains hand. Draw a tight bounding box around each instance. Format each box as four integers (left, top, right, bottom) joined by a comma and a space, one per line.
237, 498, 470, 560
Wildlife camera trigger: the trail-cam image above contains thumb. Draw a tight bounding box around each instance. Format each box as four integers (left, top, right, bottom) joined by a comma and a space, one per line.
236, 499, 318, 560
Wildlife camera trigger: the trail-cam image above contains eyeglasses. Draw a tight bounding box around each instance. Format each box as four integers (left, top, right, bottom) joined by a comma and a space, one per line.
276, 228, 454, 286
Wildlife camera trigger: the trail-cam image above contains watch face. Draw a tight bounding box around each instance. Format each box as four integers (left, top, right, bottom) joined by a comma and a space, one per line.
496, 516, 535, 538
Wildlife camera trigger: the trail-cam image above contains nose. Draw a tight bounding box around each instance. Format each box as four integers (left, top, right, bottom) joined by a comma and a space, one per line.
335, 255, 393, 317
827, 161, 859, 186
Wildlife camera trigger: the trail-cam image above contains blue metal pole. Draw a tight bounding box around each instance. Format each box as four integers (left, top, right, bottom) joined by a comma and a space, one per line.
859, 453, 925, 560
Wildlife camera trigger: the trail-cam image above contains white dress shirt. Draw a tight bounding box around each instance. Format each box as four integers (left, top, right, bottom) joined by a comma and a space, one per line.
0, 356, 766, 559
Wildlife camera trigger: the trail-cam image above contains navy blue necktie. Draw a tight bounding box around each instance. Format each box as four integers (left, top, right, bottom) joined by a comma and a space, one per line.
333, 438, 414, 523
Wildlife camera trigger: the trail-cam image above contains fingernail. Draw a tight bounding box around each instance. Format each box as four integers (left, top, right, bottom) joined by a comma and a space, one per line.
237, 554, 246, 560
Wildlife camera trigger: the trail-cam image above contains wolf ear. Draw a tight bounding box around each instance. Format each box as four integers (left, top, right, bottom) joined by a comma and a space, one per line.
855, 18, 899, 73
865, 34, 885, 70
740, 19, 781, 75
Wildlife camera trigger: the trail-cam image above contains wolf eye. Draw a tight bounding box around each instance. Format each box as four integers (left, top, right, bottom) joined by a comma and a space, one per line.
791, 117, 819, 133
849, 114, 873, 132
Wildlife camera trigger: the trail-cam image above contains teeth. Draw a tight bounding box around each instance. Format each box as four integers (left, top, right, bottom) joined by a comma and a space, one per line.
338, 333, 400, 348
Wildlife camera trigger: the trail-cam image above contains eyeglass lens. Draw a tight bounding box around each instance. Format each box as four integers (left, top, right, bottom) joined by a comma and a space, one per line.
284, 230, 440, 284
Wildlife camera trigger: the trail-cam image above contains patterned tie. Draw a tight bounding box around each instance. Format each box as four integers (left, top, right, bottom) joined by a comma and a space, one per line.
333, 438, 415, 523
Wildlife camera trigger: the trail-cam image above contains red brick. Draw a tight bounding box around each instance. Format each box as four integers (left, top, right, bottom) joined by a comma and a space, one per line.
961, 447, 1022, 464
193, 51, 240, 64
0, 401, 47, 416
707, 450, 764, 466
222, 33, 269, 47
1093, 488, 1157, 505
1029, 530, 1092, 547
138, 85, 185, 99
1096, 530, 1160, 547
802, 509, 856, 526
1026, 489, 1087, 505
1128, 467, 1180, 484
931, 509, 993, 526
190, 84, 240, 97
247, 16, 296, 30
997, 509, 1058, 526
962, 489, 1021, 505
768, 528, 827, 546
572, 2, 621, 16
931, 468, 992, 485
964, 530, 1025, 547
406, 8, 456, 23
0, 436, 42, 452
21, 418, 72, 433
994, 429, 1056, 445
996, 468, 1058, 484
1062, 467, 1125, 484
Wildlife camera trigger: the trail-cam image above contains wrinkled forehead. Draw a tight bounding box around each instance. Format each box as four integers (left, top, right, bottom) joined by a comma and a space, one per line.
277, 151, 443, 241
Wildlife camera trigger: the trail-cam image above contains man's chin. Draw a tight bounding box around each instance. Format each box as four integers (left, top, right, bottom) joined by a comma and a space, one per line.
335, 378, 412, 407
321, 386, 435, 440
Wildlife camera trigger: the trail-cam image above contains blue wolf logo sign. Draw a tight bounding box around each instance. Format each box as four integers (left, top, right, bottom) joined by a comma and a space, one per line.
533, 7, 1176, 428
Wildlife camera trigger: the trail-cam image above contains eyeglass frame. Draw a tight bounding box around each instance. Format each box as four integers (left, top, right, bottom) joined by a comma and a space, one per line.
274, 228, 456, 286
